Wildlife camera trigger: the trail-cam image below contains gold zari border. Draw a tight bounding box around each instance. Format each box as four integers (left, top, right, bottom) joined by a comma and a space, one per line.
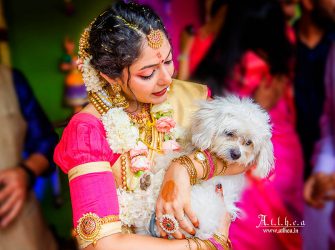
68, 161, 112, 181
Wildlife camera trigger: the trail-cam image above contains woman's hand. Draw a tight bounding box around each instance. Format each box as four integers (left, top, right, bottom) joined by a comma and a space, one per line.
304, 172, 335, 208
155, 161, 199, 239
254, 75, 287, 110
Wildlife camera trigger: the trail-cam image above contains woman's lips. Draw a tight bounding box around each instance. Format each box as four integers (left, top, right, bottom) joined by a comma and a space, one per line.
152, 88, 167, 97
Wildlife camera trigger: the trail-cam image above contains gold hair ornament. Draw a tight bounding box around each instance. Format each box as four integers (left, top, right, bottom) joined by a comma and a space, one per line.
79, 20, 95, 60
146, 29, 163, 49
116, 15, 163, 49
115, 15, 140, 32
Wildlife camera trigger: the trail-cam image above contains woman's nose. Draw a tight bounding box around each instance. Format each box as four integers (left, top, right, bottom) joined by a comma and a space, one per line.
158, 64, 172, 85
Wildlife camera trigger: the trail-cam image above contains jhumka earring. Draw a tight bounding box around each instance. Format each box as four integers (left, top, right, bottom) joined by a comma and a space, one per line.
109, 83, 129, 108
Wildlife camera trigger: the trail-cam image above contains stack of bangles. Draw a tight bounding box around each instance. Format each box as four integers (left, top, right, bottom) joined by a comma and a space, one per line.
186, 233, 232, 250
172, 149, 227, 185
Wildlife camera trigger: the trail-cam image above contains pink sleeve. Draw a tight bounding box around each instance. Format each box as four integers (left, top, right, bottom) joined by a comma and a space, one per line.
54, 113, 120, 227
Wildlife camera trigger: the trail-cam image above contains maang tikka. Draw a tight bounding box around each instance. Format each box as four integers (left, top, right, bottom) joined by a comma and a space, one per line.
115, 15, 164, 50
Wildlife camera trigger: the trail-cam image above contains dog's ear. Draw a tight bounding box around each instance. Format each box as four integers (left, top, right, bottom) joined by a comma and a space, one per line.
191, 126, 216, 150
253, 136, 274, 178
190, 101, 217, 150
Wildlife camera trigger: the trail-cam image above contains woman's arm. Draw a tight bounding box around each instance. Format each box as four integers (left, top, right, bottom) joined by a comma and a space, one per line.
177, 29, 195, 81
84, 209, 231, 250
85, 233, 190, 250
155, 151, 230, 239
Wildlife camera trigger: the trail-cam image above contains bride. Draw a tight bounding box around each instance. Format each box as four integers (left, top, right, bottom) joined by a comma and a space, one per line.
54, 2, 232, 249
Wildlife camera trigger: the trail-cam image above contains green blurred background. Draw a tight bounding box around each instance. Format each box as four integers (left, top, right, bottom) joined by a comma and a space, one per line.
5, 0, 114, 242
5, 0, 113, 123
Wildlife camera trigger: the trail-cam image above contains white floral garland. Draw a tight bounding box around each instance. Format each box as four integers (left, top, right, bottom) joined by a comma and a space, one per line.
101, 108, 139, 154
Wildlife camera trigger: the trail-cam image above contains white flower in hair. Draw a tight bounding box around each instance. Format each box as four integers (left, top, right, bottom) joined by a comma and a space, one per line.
82, 56, 103, 92
101, 108, 139, 153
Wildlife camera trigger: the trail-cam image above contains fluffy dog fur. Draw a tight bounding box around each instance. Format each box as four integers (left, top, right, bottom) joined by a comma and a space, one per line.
118, 96, 274, 239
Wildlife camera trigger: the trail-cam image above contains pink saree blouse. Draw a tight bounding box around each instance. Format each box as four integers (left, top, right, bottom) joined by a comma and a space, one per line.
54, 112, 120, 227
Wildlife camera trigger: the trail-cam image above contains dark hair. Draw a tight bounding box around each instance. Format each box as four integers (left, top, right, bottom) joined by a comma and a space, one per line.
193, 0, 293, 95
88, 1, 168, 81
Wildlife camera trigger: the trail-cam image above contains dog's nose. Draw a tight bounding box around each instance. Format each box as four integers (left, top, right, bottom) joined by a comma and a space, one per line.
230, 149, 241, 160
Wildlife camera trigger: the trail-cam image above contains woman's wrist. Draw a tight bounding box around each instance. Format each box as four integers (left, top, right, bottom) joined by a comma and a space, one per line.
212, 155, 228, 176
192, 150, 226, 181
187, 237, 216, 250
169, 151, 228, 185
169, 160, 191, 183
173, 151, 219, 184
172, 156, 197, 185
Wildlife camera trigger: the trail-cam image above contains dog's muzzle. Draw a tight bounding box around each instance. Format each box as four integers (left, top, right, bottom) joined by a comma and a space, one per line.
230, 148, 241, 160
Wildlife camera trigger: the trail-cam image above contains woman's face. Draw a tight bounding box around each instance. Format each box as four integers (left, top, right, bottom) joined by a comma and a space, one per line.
119, 35, 174, 107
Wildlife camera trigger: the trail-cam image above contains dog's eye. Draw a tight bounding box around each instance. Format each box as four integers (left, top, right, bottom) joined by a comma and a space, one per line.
225, 131, 234, 137
246, 140, 253, 146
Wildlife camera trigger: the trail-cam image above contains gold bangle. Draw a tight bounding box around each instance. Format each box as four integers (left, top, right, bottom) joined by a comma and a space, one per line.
203, 239, 216, 250
227, 238, 232, 249
213, 154, 219, 176
211, 153, 219, 176
213, 234, 230, 249
186, 238, 192, 250
173, 155, 198, 185
192, 237, 202, 250
213, 233, 227, 240
194, 150, 210, 180
216, 157, 228, 176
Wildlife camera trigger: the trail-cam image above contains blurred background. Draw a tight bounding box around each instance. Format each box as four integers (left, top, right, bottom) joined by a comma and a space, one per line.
2, 0, 335, 249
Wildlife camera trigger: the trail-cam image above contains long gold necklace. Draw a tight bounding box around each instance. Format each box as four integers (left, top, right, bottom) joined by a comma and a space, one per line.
89, 92, 161, 190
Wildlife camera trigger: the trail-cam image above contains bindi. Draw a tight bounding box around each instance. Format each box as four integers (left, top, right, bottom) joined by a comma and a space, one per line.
157, 52, 163, 59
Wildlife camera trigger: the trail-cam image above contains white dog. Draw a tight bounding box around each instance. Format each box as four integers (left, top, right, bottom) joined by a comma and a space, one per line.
118, 96, 274, 239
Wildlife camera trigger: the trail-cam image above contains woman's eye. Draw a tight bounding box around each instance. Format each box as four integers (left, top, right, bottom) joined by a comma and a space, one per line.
225, 131, 234, 137
246, 140, 253, 146
164, 59, 173, 65
140, 70, 156, 80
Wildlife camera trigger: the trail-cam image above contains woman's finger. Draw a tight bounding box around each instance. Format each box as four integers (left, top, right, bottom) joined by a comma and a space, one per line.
184, 203, 199, 228
174, 207, 195, 236
155, 203, 167, 238
159, 204, 184, 239
162, 205, 184, 239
